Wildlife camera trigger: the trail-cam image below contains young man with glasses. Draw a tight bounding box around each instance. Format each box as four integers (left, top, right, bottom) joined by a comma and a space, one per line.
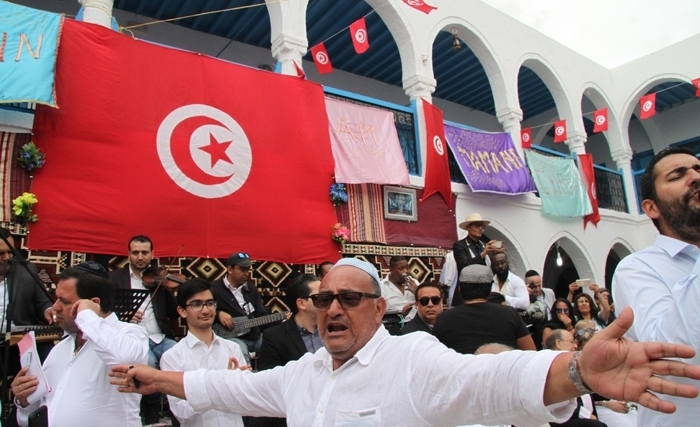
161, 278, 247, 427
400, 282, 443, 335
113, 257, 700, 427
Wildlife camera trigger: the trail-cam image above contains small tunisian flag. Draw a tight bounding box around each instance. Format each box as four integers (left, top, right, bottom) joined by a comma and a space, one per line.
30, 19, 340, 263
401, 0, 438, 14
349, 18, 369, 54
311, 43, 333, 74
553, 120, 567, 143
420, 99, 451, 207
577, 153, 600, 229
692, 77, 700, 97
639, 93, 656, 119
593, 108, 608, 133
520, 128, 532, 149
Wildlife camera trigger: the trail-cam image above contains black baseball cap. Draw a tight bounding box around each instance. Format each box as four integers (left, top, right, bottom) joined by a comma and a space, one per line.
226, 252, 252, 268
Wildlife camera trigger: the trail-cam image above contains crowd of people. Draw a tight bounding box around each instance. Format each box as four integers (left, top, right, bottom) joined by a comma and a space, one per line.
1, 146, 700, 426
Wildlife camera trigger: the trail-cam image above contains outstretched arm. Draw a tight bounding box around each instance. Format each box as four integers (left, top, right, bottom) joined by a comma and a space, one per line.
543, 306, 700, 412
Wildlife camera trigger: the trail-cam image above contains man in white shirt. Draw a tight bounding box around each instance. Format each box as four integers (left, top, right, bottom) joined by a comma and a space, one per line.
439, 251, 459, 307
525, 270, 555, 319
491, 253, 529, 310
379, 256, 418, 334
113, 258, 700, 427
161, 278, 247, 427
12, 264, 148, 427
613, 146, 700, 427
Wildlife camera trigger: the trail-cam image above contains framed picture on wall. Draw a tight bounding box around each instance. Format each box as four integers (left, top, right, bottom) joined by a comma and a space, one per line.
384, 186, 418, 222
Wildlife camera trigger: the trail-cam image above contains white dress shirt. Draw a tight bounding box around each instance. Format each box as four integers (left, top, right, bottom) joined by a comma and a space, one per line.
380, 276, 416, 321
17, 310, 148, 427
130, 265, 164, 343
538, 288, 556, 320
492, 271, 529, 310
183, 326, 575, 427
439, 252, 459, 306
223, 276, 255, 315
613, 234, 700, 427
161, 331, 245, 427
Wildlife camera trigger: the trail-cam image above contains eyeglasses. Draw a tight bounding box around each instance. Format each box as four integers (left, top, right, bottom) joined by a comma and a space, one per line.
555, 308, 570, 314
557, 339, 575, 345
309, 292, 380, 310
576, 328, 596, 336
185, 300, 217, 311
470, 222, 486, 229
418, 296, 441, 306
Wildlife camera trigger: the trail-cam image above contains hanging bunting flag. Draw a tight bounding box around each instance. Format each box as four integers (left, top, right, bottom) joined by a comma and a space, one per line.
401, 0, 438, 14
445, 124, 536, 195
692, 77, 700, 97
639, 93, 656, 119
421, 99, 452, 206
310, 43, 333, 74
577, 154, 600, 229
293, 61, 306, 79
349, 18, 370, 54
553, 120, 567, 143
520, 128, 532, 149
593, 108, 608, 133
525, 150, 592, 218
325, 97, 409, 185
0, 2, 64, 107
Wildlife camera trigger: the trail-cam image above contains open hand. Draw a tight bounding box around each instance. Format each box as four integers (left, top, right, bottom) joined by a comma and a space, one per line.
578, 307, 700, 414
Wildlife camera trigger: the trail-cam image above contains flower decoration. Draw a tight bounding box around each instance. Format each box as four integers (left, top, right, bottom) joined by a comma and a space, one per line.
331, 223, 350, 244
329, 183, 348, 206
17, 142, 46, 172
12, 192, 38, 222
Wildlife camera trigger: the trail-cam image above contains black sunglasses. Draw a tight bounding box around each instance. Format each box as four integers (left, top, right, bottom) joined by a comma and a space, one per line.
309, 292, 380, 310
234, 252, 250, 259
418, 296, 441, 306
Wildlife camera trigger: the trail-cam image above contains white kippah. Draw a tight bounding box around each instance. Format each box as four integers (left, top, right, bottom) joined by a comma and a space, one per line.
331, 258, 381, 288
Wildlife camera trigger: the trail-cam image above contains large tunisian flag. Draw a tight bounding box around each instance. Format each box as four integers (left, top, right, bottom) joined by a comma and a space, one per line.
30, 19, 340, 263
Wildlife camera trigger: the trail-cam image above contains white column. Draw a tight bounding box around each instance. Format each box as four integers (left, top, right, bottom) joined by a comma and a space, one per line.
79, 0, 114, 28
403, 74, 436, 102
271, 34, 307, 76
566, 131, 587, 156
613, 151, 638, 214
497, 107, 523, 156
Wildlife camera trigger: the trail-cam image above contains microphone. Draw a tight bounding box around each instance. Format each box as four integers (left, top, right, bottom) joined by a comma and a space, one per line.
402, 273, 408, 283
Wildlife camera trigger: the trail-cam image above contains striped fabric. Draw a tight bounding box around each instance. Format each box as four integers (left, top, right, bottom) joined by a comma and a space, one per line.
0, 132, 32, 222
347, 183, 387, 244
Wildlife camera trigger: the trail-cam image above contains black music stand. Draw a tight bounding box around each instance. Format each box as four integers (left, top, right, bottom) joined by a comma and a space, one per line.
113, 289, 149, 323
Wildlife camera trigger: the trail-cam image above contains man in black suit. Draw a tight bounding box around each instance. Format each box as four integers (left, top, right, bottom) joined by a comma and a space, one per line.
399, 282, 443, 335
108, 235, 178, 425
254, 273, 321, 427
452, 213, 504, 306
210, 252, 269, 357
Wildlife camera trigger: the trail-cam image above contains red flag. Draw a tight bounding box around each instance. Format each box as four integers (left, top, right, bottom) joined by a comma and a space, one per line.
520, 128, 532, 149
420, 99, 451, 207
310, 43, 333, 74
349, 18, 369, 54
401, 0, 438, 14
29, 19, 340, 263
577, 154, 600, 229
639, 93, 656, 119
293, 60, 306, 79
553, 120, 567, 143
593, 108, 608, 133
692, 77, 700, 97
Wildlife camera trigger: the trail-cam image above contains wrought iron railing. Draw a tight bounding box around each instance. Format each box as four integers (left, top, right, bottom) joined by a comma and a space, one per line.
324, 88, 420, 175
0, 102, 36, 112
593, 166, 628, 212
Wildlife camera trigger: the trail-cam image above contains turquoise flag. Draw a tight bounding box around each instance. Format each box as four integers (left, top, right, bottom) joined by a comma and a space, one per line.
0, 2, 63, 106
525, 150, 592, 217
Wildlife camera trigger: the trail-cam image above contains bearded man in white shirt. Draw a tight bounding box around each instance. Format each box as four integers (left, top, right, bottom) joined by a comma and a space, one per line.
161, 278, 247, 427
113, 257, 700, 427
490, 252, 529, 310
12, 264, 148, 427
613, 146, 700, 427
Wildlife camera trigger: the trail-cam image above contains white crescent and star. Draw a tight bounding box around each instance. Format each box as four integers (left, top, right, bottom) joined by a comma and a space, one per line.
156, 104, 252, 199
315, 51, 329, 65
433, 135, 444, 155
555, 126, 565, 136
595, 115, 606, 125
355, 29, 367, 43
642, 100, 653, 112
522, 132, 530, 142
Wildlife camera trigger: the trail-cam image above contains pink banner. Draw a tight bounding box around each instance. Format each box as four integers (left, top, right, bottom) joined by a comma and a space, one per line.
326, 97, 410, 185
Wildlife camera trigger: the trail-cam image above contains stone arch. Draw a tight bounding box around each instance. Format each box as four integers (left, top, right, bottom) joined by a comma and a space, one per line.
425, 17, 510, 113
580, 83, 625, 159
542, 233, 596, 297
483, 218, 527, 278
516, 55, 576, 129
604, 239, 634, 290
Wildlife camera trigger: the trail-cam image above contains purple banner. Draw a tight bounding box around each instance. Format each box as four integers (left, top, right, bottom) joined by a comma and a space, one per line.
444, 124, 536, 194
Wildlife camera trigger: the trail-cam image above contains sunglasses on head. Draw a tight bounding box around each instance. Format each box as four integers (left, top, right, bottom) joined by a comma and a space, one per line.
234, 252, 250, 259
418, 296, 441, 306
309, 291, 380, 310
